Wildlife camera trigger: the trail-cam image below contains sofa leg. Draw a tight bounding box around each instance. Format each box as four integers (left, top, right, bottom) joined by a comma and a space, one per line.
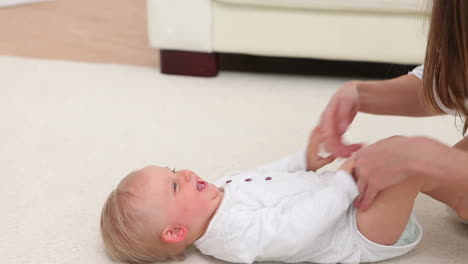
160, 49, 218, 77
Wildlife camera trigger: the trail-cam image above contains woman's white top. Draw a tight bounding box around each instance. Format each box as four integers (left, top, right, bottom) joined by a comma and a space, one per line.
409, 65, 467, 116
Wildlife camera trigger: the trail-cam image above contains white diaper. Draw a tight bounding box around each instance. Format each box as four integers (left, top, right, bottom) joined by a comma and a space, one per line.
357, 213, 423, 263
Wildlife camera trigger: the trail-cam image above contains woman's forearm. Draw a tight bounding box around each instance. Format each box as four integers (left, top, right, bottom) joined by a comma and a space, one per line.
356, 74, 437, 117
439, 144, 468, 192
410, 137, 468, 193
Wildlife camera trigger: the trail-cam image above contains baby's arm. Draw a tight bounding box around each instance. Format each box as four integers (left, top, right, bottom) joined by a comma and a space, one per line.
254, 127, 335, 173
306, 127, 336, 171
339, 156, 356, 174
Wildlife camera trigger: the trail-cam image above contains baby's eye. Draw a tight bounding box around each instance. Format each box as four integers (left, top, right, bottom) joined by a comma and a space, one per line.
173, 182, 177, 192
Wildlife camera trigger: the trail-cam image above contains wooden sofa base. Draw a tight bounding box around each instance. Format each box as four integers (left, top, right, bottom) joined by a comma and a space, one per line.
160, 49, 218, 77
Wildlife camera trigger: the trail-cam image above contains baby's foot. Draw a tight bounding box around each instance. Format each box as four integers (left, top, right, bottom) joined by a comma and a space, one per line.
456, 198, 468, 222
448, 198, 468, 224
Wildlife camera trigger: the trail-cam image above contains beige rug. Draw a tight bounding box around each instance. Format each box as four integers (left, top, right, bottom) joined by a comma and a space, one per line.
1, 56, 466, 264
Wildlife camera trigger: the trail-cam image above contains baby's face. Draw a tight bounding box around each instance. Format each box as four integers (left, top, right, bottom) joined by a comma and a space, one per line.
121, 166, 222, 236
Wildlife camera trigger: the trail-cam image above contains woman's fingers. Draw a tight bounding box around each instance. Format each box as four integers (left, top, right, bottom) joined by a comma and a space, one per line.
309, 126, 322, 144
353, 160, 379, 211
307, 126, 323, 158
339, 144, 364, 158
320, 86, 361, 158
336, 105, 352, 135
354, 178, 367, 207
321, 101, 346, 157
358, 187, 379, 211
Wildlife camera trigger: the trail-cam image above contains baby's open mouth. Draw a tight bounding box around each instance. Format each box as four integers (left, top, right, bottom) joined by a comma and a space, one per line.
197, 181, 207, 192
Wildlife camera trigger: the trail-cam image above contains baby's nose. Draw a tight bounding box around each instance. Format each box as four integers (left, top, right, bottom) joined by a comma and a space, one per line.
185, 173, 191, 182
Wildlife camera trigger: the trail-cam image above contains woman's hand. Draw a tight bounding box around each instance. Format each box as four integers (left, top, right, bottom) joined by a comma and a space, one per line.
339, 156, 357, 175
306, 126, 336, 172
353, 136, 441, 210
319, 81, 363, 158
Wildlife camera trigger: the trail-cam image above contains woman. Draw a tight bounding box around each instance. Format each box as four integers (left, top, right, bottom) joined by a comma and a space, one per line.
318, 0, 468, 222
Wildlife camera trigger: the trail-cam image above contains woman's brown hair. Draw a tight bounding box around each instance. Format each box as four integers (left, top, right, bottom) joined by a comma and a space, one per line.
423, 0, 468, 134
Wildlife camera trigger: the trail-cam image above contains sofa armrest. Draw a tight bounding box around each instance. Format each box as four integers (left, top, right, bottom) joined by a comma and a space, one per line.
147, 0, 213, 52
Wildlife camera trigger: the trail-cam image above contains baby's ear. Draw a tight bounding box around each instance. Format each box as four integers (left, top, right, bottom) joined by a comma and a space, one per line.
161, 225, 188, 244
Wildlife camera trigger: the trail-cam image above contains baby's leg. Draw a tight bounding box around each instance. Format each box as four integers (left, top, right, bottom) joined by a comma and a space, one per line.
357, 173, 468, 245
356, 176, 425, 245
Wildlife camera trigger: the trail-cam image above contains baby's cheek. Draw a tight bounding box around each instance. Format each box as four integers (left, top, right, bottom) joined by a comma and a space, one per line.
183, 198, 206, 211
192, 200, 212, 215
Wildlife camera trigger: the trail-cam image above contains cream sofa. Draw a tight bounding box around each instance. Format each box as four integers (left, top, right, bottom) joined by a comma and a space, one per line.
147, 0, 429, 77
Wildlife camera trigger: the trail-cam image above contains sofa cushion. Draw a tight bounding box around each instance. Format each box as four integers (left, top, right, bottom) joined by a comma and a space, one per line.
215, 0, 427, 14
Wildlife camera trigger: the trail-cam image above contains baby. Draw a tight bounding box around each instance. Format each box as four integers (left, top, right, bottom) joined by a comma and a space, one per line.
100, 128, 428, 264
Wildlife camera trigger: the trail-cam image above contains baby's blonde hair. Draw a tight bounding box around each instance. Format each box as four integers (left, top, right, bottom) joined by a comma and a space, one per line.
100, 182, 184, 263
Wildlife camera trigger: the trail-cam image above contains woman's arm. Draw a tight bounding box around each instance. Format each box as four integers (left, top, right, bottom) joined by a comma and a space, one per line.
319, 74, 440, 157
453, 137, 468, 151
410, 137, 468, 196
357, 74, 438, 117
354, 136, 468, 211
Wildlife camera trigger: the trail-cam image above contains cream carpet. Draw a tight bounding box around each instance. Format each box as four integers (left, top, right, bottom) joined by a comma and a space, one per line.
1, 56, 466, 264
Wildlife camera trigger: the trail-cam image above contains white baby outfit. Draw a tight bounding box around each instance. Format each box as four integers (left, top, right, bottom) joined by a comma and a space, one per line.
409, 64, 468, 115
194, 150, 422, 264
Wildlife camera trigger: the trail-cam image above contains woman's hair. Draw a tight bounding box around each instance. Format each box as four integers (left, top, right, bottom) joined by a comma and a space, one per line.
100, 186, 184, 264
423, 0, 468, 134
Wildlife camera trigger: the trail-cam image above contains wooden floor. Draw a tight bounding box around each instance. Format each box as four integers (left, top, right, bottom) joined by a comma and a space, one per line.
0, 1, 418, 78
0, 0, 159, 67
